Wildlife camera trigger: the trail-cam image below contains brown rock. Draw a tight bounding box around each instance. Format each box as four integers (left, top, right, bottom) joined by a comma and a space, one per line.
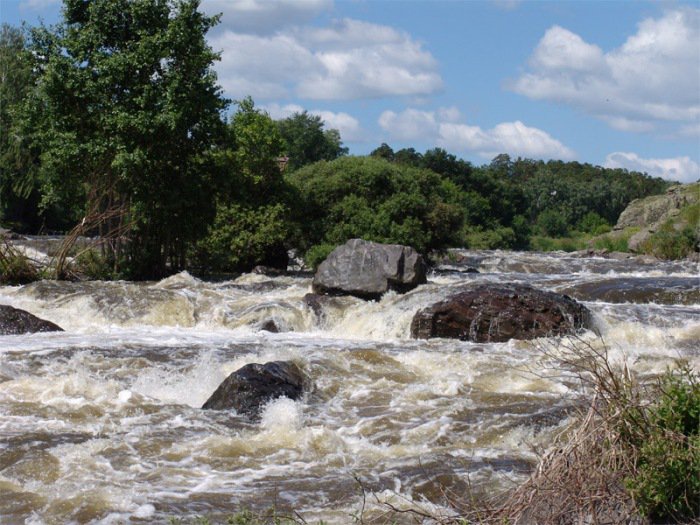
411, 284, 590, 343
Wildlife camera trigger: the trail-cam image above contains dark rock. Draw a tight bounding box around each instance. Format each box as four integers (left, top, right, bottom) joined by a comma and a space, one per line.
312, 238, 427, 300
411, 284, 590, 343
252, 265, 286, 276
202, 361, 306, 416
259, 319, 280, 333
0, 305, 63, 335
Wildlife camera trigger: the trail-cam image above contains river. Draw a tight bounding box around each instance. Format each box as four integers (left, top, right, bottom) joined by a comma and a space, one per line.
1, 250, 698, 524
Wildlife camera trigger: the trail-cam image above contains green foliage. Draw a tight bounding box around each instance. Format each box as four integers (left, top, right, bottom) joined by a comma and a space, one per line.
195, 203, 289, 273
0, 242, 39, 284
70, 249, 115, 281
465, 226, 516, 250
26, 0, 228, 278
304, 243, 336, 270
625, 365, 700, 522
287, 156, 464, 255
536, 208, 569, 237
276, 111, 347, 172
641, 223, 697, 260
578, 211, 610, 234
530, 235, 587, 252
0, 24, 49, 232
592, 228, 638, 253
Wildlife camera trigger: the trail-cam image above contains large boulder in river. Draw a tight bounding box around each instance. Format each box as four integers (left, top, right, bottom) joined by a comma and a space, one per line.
312, 239, 427, 300
411, 284, 590, 343
202, 361, 306, 417
0, 305, 63, 335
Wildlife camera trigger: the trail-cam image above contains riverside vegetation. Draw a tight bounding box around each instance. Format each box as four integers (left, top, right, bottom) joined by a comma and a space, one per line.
0, 3, 687, 281
0, 2, 698, 523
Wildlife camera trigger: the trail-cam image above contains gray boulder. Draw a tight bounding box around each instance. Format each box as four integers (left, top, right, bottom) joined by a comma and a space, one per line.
312, 239, 427, 300
411, 284, 591, 343
0, 305, 63, 335
202, 361, 306, 417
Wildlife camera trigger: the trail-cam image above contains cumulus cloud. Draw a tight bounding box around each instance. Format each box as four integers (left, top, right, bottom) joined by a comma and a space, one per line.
263, 103, 363, 142
201, 0, 332, 35
19, 0, 60, 9
511, 8, 700, 133
378, 108, 575, 160
209, 17, 442, 101
378, 109, 439, 141
604, 152, 700, 183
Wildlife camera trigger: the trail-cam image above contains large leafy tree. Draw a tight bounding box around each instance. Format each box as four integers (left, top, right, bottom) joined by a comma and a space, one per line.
0, 24, 45, 231
27, 0, 227, 278
276, 111, 348, 171
195, 98, 292, 272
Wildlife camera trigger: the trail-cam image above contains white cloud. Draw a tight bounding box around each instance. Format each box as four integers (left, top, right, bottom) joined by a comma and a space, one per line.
19, 0, 60, 9
511, 9, 700, 133
210, 17, 442, 101
263, 103, 363, 142
201, 0, 332, 35
439, 121, 575, 160
604, 152, 700, 183
378, 108, 575, 160
378, 109, 439, 141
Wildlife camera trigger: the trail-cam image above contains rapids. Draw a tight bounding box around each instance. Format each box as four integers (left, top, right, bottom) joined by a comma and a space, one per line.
1, 249, 698, 524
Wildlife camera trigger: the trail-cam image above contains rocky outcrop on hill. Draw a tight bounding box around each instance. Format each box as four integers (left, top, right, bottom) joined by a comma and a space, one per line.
202, 361, 306, 417
0, 305, 63, 335
312, 239, 427, 300
411, 284, 591, 343
614, 183, 699, 252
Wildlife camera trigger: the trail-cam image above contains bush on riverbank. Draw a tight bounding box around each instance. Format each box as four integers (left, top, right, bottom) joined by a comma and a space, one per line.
475, 339, 700, 524
0, 241, 39, 284
287, 156, 465, 258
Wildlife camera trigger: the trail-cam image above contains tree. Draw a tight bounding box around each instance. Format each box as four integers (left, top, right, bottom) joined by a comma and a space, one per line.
27, 0, 228, 278
195, 98, 291, 272
287, 156, 464, 255
276, 111, 347, 171
0, 24, 43, 231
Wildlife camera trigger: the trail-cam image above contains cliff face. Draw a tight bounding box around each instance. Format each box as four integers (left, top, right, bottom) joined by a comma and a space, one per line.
614, 183, 699, 254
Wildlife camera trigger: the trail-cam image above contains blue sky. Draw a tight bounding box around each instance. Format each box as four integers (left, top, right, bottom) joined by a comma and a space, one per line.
2, 0, 699, 182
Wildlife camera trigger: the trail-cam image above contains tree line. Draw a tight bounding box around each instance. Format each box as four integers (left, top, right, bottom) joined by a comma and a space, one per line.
0, 1, 672, 280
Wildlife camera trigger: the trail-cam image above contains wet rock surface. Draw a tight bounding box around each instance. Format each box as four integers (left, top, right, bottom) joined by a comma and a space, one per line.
202, 361, 306, 417
312, 238, 427, 300
411, 284, 590, 342
0, 305, 63, 335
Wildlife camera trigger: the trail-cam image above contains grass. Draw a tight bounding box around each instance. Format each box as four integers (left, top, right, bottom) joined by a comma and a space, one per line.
0, 240, 40, 284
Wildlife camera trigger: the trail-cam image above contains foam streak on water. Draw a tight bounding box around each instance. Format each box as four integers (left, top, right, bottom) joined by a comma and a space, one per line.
1, 251, 698, 523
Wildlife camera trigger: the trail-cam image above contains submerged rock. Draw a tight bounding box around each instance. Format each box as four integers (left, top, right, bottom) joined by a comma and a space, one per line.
312, 238, 427, 300
411, 284, 590, 343
202, 361, 306, 417
0, 305, 63, 335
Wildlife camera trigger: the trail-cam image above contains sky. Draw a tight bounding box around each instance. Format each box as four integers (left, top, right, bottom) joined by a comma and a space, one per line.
2, 0, 699, 183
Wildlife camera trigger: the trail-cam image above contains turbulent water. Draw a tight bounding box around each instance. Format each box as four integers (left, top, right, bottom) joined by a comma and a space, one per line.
1, 250, 698, 524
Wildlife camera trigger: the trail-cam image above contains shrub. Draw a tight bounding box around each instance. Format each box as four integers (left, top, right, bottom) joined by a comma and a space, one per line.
626, 364, 700, 522
592, 227, 639, 253
0, 242, 39, 284
195, 203, 290, 273
578, 211, 610, 234
287, 156, 464, 256
303, 243, 336, 270
641, 223, 697, 260
536, 208, 569, 237
69, 249, 115, 280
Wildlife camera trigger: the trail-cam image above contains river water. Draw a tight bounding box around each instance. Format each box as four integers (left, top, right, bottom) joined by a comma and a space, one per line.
1, 250, 698, 524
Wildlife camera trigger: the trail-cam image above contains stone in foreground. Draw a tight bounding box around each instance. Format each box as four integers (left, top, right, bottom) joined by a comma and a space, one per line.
411, 284, 590, 343
202, 361, 305, 417
0, 305, 63, 335
312, 238, 427, 300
